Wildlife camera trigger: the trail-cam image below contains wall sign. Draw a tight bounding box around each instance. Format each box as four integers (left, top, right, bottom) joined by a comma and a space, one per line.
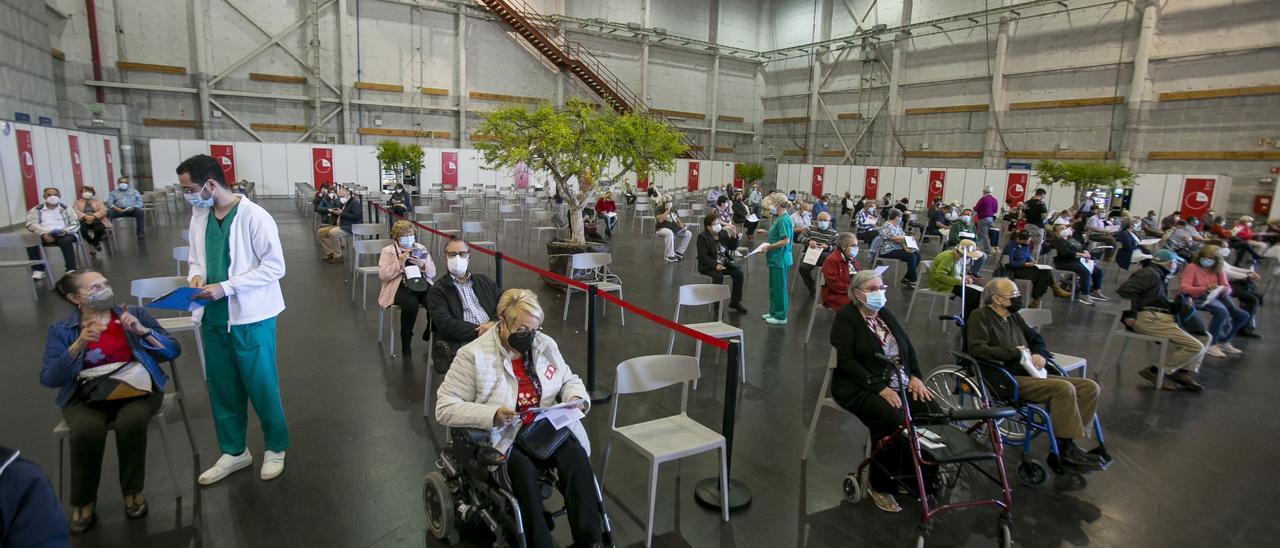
312, 147, 333, 188
210, 144, 236, 182
863, 168, 879, 199
441, 151, 458, 190
927, 170, 946, 205
16, 129, 38, 209
687, 161, 700, 191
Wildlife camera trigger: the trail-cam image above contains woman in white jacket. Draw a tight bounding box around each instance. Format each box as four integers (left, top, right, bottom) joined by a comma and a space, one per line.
435, 289, 602, 548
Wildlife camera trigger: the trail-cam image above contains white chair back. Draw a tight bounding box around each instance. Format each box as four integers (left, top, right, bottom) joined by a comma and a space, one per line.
130, 276, 187, 305
1018, 308, 1053, 329
634, 204, 652, 213
414, 206, 434, 216
173, 246, 189, 262
571, 252, 612, 271
677, 284, 730, 307
0, 232, 40, 249
614, 355, 700, 396
350, 223, 383, 238
462, 222, 485, 234
354, 239, 392, 256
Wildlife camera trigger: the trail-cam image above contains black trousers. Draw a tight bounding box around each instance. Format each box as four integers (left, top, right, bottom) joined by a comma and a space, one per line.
702, 264, 744, 305
798, 251, 832, 294
1009, 265, 1054, 299
1229, 279, 1261, 315
27, 234, 78, 272
393, 284, 430, 351
506, 436, 602, 548
81, 221, 107, 248
108, 208, 145, 236
62, 391, 163, 506
950, 285, 983, 320
843, 389, 942, 493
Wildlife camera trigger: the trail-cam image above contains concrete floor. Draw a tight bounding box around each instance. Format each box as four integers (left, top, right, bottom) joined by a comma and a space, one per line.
1, 198, 1276, 548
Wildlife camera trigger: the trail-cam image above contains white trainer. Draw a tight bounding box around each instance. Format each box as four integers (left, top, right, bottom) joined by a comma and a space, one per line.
1204, 344, 1227, 358
199, 452, 253, 486
32, 271, 47, 281
1219, 342, 1243, 354
260, 450, 286, 481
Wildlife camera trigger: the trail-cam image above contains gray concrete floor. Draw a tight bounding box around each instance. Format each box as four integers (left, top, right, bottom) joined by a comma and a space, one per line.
1, 198, 1276, 548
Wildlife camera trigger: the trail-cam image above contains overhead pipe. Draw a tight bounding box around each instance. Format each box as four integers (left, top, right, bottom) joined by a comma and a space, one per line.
85, 0, 106, 103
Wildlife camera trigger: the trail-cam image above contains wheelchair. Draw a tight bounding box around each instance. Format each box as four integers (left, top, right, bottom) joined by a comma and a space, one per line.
423, 428, 615, 548
924, 351, 1113, 487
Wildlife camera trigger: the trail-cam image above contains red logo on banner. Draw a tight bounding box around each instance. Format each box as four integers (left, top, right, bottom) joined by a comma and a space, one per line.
733, 164, 744, 189
927, 170, 946, 205
1254, 195, 1271, 216
811, 167, 825, 197
312, 148, 333, 188
637, 175, 649, 191
104, 139, 115, 190
441, 151, 458, 190
1180, 178, 1214, 218
687, 161, 700, 191
16, 129, 38, 209
1005, 172, 1028, 207
864, 168, 879, 199
210, 144, 236, 182
68, 135, 84, 195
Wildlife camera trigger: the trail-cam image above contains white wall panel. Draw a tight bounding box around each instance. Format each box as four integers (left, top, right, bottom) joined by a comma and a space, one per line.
458, 149, 481, 190
285, 144, 313, 189
48, 129, 73, 199
178, 140, 207, 162
900, 167, 923, 204
30, 127, 54, 200
1130, 174, 1167, 218
332, 145, 358, 187
83, 136, 105, 194
149, 139, 181, 189
357, 146, 381, 188
0, 124, 21, 225
1161, 175, 1183, 215
798, 165, 813, 196
259, 144, 288, 196
233, 143, 263, 192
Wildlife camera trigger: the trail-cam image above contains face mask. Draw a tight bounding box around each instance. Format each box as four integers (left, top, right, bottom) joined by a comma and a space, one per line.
862, 289, 887, 312
818, 221, 830, 230
1199, 258, 1215, 268
447, 255, 469, 277
1004, 295, 1023, 314
82, 192, 94, 200
83, 286, 115, 310
399, 236, 416, 248
1062, 229, 1073, 238
505, 323, 536, 356
711, 223, 723, 233
339, 196, 349, 204
329, 192, 337, 199
847, 246, 859, 256
44, 195, 60, 206
185, 182, 215, 208
118, 183, 129, 190
946, 212, 958, 221
960, 215, 971, 223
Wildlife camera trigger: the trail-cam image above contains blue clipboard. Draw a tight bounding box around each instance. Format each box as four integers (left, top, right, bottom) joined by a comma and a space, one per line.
145, 286, 211, 311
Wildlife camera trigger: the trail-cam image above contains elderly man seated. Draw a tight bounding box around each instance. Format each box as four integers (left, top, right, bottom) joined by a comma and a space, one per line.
965, 277, 1107, 472
797, 211, 838, 295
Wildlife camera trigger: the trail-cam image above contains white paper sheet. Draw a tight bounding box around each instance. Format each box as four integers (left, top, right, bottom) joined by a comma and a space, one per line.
746, 214, 759, 223
1204, 285, 1226, 303
802, 246, 822, 265
874, 265, 890, 276
904, 236, 919, 250
404, 265, 423, 279
1080, 258, 1095, 273
1034, 264, 1053, 270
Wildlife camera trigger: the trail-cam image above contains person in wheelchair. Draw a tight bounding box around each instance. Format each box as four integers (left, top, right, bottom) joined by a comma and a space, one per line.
965, 278, 1106, 472
830, 270, 939, 513
435, 289, 604, 547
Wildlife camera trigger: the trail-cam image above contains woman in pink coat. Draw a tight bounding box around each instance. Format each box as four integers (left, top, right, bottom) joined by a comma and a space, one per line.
378, 220, 437, 356
1178, 244, 1252, 358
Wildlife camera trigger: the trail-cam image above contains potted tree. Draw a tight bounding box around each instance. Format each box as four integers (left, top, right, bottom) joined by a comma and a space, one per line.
375, 140, 426, 189
736, 162, 764, 188
475, 100, 686, 281
1034, 160, 1135, 207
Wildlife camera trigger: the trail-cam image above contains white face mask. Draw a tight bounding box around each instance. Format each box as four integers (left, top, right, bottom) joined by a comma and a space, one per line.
338, 196, 349, 204
711, 223, 723, 233
447, 255, 469, 277
82, 192, 94, 200
44, 195, 60, 206
118, 183, 128, 190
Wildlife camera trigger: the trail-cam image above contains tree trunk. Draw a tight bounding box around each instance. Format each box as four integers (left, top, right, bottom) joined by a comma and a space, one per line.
568, 207, 585, 245
1073, 183, 1086, 208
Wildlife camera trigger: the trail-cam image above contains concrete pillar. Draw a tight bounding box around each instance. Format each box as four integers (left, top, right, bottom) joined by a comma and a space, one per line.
639, 0, 651, 103
882, 0, 912, 166
983, 16, 1013, 168
191, 0, 213, 139
456, 4, 467, 147
805, 0, 832, 164
337, 0, 353, 144
1122, 0, 1158, 169
708, 0, 720, 159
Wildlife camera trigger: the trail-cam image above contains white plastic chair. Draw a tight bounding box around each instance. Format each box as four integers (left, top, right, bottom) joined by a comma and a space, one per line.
802, 349, 855, 459
461, 221, 494, 250
868, 236, 900, 288
527, 211, 557, 253
1017, 308, 1087, 377
632, 203, 655, 233
1098, 309, 1178, 390
562, 253, 625, 330
666, 284, 746, 386
803, 271, 836, 344
599, 355, 729, 547
130, 276, 207, 377
498, 204, 522, 246
0, 232, 49, 301
347, 223, 385, 264
903, 261, 954, 330
172, 246, 189, 276
351, 239, 393, 310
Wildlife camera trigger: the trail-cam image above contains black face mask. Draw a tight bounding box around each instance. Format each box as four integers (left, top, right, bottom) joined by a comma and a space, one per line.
1005, 295, 1023, 314
506, 325, 536, 356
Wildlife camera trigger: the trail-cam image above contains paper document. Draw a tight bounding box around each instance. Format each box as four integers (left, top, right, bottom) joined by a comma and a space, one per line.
802, 246, 823, 265
874, 265, 890, 276
144, 286, 210, 312
1080, 258, 1095, 273
746, 214, 759, 223
1139, 238, 1161, 247
967, 284, 985, 292
744, 242, 770, 258
1204, 285, 1226, 303
602, 211, 617, 217
1034, 264, 1053, 270
521, 401, 584, 414
542, 407, 585, 430
1019, 346, 1049, 379
959, 231, 976, 239
404, 265, 423, 279
904, 236, 919, 251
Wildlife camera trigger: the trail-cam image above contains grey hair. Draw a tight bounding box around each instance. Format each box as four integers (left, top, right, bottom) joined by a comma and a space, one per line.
848, 270, 881, 295
982, 277, 1014, 305
835, 232, 856, 249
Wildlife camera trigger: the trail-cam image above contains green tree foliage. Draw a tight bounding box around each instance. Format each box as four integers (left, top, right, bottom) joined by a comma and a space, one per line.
1034, 160, 1135, 205
476, 100, 687, 244
736, 163, 764, 184
374, 140, 426, 184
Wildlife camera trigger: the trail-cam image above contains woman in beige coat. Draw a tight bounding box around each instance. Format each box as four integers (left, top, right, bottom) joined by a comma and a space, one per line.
72, 186, 111, 256
377, 220, 437, 356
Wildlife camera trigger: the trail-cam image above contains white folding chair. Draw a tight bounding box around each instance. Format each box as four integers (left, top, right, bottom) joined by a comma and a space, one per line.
347, 223, 385, 264
868, 236, 900, 288
172, 246, 190, 276
632, 203, 654, 233
0, 232, 49, 301
1098, 309, 1176, 389
498, 204, 522, 246
802, 349, 856, 459
666, 284, 746, 386
461, 221, 494, 250
351, 239, 393, 310
903, 261, 954, 330
803, 272, 836, 344
599, 355, 729, 547
130, 276, 207, 377
527, 211, 557, 253
562, 253, 625, 330
1017, 308, 1087, 377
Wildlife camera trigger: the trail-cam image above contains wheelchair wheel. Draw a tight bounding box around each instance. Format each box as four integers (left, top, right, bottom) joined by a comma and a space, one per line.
924, 367, 982, 428
997, 516, 1013, 548
841, 473, 863, 503
1017, 459, 1047, 486
997, 411, 1028, 443
423, 471, 458, 543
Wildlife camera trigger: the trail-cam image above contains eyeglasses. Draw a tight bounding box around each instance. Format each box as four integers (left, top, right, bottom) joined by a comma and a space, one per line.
82, 281, 111, 293
445, 251, 470, 259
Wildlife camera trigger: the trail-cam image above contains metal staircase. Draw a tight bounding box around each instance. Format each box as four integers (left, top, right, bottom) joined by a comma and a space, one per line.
478, 0, 704, 159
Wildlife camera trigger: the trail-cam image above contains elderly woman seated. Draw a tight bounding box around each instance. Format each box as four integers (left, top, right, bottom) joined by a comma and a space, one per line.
435, 289, 602, 547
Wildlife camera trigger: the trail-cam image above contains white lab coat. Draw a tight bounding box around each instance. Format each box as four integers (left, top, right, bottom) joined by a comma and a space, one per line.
186, 196, 286, 325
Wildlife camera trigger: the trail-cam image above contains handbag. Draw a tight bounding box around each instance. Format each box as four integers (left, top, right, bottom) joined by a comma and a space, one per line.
79, 362, 151, 404
516, 416, 572, 460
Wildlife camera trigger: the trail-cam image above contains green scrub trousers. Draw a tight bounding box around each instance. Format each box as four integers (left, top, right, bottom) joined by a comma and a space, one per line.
202, 203, 290, 455
765, 215, 794, 321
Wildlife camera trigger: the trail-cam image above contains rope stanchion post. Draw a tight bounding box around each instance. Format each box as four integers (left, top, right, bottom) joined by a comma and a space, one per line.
694, 338, 752, 511
495, 251, 504, 289
585, 284, 612, 404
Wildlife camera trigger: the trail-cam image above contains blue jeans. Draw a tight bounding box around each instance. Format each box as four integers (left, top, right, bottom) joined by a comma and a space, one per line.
1199, 294, 1251, 344
880, 249, 920, 282
1054, 260, 1104, 294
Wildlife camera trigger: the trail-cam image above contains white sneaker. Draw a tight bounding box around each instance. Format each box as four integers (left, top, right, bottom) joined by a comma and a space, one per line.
199, 452, 253, 485
1204, 344, 1227, 358
1076, 296, 1095, 305
1219, 342, 1243, 355
31, 271, 47, 281
260, 450, 286, 480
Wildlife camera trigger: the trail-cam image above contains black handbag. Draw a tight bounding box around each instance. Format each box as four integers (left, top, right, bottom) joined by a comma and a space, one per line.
78, 363, 150, 405
515, 416, 572, 460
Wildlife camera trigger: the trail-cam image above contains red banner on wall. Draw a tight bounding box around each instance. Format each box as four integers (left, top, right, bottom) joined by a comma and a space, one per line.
733, 164, 744, 189
68, 135, 84, 196
1005, 172, 1028, 207
811, 167, 825, 197
210, 144, 236, 182
863, 168, 879, 199
104, 139, 115, 190
927, 170, 946, 206
687, 161, 700, 191
1180, 177, 1215, 219
637, 175, 649, 191
441, 151, 458, 190
16, 129, 38, 209
312, 147, 333, 188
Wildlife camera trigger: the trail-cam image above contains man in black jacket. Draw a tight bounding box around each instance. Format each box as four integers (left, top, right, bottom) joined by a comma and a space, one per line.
1023, 188, 1049, 259
1115, 249, 1207, 391
426, 239, 500, 373
316, 186, 362, 263
695, 213, 747, 313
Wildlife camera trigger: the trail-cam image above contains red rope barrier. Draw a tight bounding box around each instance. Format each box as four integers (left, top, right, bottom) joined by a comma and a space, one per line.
369, 201, 732, 351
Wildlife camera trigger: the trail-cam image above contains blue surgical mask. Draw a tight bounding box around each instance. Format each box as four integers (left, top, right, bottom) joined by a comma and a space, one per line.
1199, 258, 1215, 268
818, 221, 830, 230
863, 289, 887, 312
960, 215, 971, 223
399, 236, 416, 248
185, 183, 215, 208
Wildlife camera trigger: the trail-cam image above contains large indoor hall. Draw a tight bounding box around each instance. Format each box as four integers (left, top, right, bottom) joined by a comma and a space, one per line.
2, 1, 1279, 547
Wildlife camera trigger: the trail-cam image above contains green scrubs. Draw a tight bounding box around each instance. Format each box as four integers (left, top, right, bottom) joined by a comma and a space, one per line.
765, 213, 794, 321
200, 203, 291, 454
